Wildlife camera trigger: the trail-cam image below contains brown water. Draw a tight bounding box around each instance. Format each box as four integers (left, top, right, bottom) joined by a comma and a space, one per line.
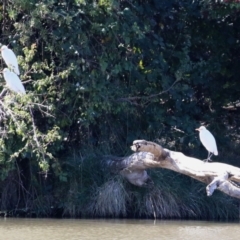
0, 218, 239, 240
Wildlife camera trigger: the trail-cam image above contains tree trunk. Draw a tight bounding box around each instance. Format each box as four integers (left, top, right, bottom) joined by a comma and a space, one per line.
107, 140, 240, 199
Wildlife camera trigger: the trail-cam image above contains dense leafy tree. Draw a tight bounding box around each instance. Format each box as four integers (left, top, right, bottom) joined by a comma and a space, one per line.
0, 0, 240, 218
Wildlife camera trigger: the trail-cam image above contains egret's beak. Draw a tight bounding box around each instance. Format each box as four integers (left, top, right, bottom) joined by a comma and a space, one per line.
195, 128, 200, 131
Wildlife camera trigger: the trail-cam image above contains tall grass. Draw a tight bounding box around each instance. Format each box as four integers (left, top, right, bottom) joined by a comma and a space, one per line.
0, 151, 239, 219
87, 177, 129, 217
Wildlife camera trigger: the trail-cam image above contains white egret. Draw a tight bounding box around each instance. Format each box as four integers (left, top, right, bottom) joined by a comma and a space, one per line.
1, 45, 20, 75
2, 68, 26, 94
196, 126, 218, 162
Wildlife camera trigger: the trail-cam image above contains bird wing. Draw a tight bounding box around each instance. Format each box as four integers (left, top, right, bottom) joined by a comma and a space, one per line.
200, 130, 218, 155
4, 72, 26, 94
2, 49, 20, 75
11, 73, 26, 94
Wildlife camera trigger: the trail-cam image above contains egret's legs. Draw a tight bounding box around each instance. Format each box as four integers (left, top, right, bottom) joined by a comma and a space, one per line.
203, 152, 213, 162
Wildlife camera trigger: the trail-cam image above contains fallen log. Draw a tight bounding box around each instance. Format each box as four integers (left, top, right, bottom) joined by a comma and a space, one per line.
107, 140, 240, 199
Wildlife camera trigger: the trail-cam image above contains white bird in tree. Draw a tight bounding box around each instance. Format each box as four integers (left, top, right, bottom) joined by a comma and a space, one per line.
196, 126, 218, 162
1, 45, 20, 75
2, 68, 26, 94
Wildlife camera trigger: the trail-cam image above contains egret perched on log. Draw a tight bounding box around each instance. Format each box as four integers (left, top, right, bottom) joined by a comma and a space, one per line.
2, 68, 26, 94
196, 126, 218, 162
1, 45, 20, 75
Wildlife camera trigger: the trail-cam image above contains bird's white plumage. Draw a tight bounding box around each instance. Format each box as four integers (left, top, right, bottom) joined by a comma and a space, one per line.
196, 126, 218, 161
2, 68, 26, 94
1, 45, 20, 75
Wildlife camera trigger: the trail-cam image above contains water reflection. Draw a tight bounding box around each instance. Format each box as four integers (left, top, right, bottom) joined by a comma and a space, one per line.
0, 218, 239, 240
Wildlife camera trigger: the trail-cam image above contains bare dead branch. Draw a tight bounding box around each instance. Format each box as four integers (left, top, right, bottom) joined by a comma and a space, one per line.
116, 79, 181, 104
106, 139, 240, 199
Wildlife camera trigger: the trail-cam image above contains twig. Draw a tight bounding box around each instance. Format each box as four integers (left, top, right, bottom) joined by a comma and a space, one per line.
0, 89, 7, 99
28, 106, 49, 179
117, 79, 181, 104
0, 99, 21, 128
29, 107, 40, 148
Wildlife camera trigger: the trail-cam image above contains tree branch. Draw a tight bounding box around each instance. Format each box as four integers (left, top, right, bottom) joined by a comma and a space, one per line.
116, 79, 181, 104
107, 140, 240, 199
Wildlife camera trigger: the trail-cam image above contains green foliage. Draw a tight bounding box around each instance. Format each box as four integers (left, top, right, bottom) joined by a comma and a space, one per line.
0, 0, 240, 218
